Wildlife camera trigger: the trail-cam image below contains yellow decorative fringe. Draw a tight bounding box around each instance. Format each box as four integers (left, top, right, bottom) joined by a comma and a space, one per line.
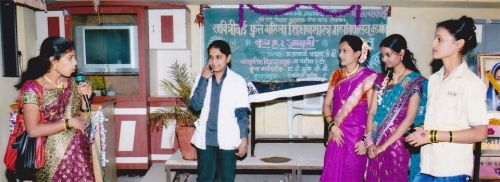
490, 118, 500, 125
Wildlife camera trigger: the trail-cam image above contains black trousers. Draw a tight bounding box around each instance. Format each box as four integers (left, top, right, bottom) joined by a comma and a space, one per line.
196, 146, 236, 182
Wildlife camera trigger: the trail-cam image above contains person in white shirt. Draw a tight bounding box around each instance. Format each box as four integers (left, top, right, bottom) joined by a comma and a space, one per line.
190, 40, 250, 182
405, 16, 488, 182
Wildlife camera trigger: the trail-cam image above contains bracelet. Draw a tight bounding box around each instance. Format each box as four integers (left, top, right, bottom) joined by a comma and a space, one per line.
364, 135, 374, 147
328, 122, 336, 131
430, 130, 439, 143
431, 130, 435, 143
324, 115, 331, 118
429, 130, 434, 143
63, 118, 68, 130
449, 131, 453, 142
433, 130, 437, 143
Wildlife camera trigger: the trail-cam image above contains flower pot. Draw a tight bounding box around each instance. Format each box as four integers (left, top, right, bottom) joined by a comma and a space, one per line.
93, 90, 103, 96
175, 127, 197, 160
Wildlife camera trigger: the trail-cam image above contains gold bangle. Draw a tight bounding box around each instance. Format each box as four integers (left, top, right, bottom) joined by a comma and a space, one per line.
324, 115, 331, 118
433, 130, 438, 143
428, 130, 433, 143
433, 130, 439, 143
328, 122, 336, 131
62, 119, 67, 130
449, 131, 453, 142
64, 118, 69, 130
432, 130, 437, 143
430, 130, 438, 143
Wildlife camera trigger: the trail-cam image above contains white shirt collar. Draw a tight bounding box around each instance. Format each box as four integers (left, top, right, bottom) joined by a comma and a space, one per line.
436, 61, 468, 81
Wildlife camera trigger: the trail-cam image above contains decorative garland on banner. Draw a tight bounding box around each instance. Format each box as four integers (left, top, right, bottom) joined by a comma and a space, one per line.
238, 4, 362, 27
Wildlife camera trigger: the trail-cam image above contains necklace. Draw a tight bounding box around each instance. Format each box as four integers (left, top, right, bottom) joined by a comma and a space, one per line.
43, 75, 63, 89
345, 64, 360, 77
392, 68, 407, 83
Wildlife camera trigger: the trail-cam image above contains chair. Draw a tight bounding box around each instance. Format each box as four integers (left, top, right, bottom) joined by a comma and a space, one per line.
287, 93, 324, 138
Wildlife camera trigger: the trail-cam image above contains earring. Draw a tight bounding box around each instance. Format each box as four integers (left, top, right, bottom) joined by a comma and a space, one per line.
400, 56, 403, 61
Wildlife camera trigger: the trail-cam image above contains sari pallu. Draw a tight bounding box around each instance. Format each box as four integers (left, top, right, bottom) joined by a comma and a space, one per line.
366, 72, 427, 182
20, 79, 94, 181
320, 68, 377, 182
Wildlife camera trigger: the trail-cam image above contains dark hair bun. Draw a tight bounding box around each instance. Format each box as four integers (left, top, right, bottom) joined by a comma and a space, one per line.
437, 15, 477, 54
459, 16, 476, 31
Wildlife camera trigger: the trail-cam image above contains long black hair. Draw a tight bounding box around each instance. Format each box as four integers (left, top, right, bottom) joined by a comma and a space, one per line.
380, 34, 420, 81
15, 37, 74, 89
437, 15, 477, 55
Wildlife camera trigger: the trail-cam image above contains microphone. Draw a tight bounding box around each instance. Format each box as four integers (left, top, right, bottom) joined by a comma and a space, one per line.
75, 73, 91, 111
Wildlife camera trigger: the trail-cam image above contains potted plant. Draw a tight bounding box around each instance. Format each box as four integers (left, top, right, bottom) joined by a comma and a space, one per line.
89, 75, 107, 96
149, 62, 198, 160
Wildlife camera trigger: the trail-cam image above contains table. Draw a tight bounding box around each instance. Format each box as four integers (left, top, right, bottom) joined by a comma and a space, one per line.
165, 150, 297, 182
248, 83, 329, 156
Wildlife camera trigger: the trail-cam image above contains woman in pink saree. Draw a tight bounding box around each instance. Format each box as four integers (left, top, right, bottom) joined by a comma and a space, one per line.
320, 35, 377, 181
14, 37, 94, 181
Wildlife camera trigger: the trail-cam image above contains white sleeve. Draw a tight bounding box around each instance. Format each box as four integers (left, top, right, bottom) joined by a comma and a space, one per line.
235, 78, 250, 109
466, 80, 489, 126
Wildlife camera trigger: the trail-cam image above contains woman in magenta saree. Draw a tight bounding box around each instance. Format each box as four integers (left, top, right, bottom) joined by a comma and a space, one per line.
320, 35, 377, 181
14, 37, 94, 181
365, 34, 427, 182
20, 79, 95, 181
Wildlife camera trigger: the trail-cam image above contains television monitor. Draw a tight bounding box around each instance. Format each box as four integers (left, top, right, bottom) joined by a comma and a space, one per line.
75, 25, 138, 74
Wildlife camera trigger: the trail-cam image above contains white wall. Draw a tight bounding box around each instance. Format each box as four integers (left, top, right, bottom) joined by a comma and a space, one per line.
0, 6, 37, 181
389, 7, 500, 77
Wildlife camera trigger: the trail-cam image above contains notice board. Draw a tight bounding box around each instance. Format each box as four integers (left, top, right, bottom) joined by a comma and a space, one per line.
204, 6, 388, 81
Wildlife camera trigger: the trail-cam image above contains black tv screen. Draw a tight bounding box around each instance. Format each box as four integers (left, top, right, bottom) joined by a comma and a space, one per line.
75, 25, 138, 74
85, 29, 131, 65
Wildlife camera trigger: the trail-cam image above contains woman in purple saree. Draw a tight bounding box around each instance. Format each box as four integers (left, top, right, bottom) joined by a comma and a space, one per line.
320, 35, 377, 181
15, 37, 95, 181
365, 34, 427, 182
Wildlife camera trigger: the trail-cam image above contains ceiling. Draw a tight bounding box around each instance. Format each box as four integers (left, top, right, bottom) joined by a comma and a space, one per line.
45, 0, 500, 8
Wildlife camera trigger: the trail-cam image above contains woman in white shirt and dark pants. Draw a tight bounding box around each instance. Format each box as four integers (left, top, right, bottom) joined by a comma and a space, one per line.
406, 16, 489, 181
190, 40, 250, 182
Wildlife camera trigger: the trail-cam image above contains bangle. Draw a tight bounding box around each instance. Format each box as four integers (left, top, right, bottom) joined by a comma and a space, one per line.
364, 135, 374, 147
63, 118, 68, 130
430, 130, 439, 143
449, 131, 453, 142
429, 130, 435, 143
428, 130, 432, 143
361, 135, 366, 142
433, 130, 436, 143
328, 122, 336, 131
324, 115, 331, 118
